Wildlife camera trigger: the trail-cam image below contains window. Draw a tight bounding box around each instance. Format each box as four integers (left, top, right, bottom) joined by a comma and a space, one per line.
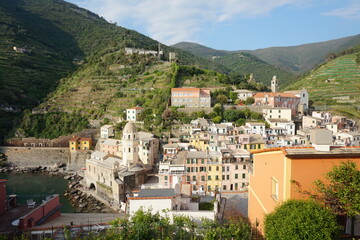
235, 165, 238, 170
227, 166, 230, 172
216, 166, 219, 171
201, 176, 205, 181
192, 176, 196, 181
243, 165, 246, 170
187, 176, 190, 182
242, 173, 246, 179
193, 185, 197, 191
222, 175, 225, 180
164, 176, 168, 180
235, 183, 238, 190
235, 174, 238, 179
208, 176, 211, 180
187, 159, 190, 164
216, 175, 219, 180
271, 177, 279, 201
209, 166, 212, 171
208, 185, 211, 191
227, 175, 229, 180
223, 185, 227, 190
201, 159, 204, 164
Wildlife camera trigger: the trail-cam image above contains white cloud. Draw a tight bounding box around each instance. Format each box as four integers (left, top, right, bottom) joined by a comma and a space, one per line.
323, 0, 360, 19
71, 0, 312, 44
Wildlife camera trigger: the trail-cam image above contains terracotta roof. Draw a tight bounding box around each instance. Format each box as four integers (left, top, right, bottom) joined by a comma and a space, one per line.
172, 88, 201, 92
252, 146, 360, 156
254, 92, 299, 98
69, 136, 79, 142
80, 138, 92, 141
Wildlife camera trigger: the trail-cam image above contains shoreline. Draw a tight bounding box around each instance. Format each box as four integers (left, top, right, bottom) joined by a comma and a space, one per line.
0, 166, 116, 214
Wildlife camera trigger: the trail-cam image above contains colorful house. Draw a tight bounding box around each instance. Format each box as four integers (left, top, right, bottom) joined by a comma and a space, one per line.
185, 151, 209, 194
248, 145, 360, 234
69, 136, 93, 152
253, 92, 300, 116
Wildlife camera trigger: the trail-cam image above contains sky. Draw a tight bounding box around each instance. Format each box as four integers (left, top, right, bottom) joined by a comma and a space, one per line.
67, 0, 360, 50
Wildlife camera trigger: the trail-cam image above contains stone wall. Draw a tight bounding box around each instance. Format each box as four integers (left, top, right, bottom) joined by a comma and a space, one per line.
67, 151, 92, 171
0, 147, 69, 167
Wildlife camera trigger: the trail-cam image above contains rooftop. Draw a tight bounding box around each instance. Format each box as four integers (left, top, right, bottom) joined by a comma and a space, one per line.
254, 92, 299, 98
253, 146, 360, 158
138, 188, 176, 198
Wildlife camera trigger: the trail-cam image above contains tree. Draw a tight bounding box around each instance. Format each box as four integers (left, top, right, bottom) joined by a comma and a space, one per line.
229, 91, 238, 102
264, 199, 339, 240
212, 116, 222, 124
313, 161, 360, 235
216, 94, 228, 105
244, 97, 254, 105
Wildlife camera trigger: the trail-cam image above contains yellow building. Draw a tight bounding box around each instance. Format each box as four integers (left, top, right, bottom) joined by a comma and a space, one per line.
241, 134, 265, 153
190, 132, 210, 151
69, 136, 93, 152
206, 159, 222, 192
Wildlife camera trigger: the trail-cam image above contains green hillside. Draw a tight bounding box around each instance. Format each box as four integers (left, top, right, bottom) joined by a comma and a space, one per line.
0, 0, 229, 138
173, 34, 360, 76
246, 34, 360, 73
213, 52, 296, 88
172, 44, 296, 87
172, 42, 229, 57
285, 53, 360, 118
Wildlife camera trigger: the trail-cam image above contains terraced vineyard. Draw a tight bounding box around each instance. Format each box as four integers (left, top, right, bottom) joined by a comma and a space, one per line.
287, 54, 360, 107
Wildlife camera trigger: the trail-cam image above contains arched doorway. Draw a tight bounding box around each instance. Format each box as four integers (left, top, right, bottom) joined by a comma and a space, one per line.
89, 183, 96, 190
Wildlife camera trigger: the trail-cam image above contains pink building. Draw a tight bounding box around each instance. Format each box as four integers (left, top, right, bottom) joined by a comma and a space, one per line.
185, 151, 209, 194
99, 139, 121, 156
171, 88, 211, 107
253, 92, 300, 115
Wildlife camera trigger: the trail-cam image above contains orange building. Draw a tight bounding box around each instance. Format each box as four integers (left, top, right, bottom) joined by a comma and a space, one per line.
248, 146, 360, 234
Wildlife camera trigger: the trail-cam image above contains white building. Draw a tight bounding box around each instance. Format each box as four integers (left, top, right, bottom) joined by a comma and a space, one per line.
233, 90, 254, 101
335, 132, 360, 146
267, 119, 296, 136
126, 107, 144, 122
128, 188, 218, 223
100, 125, 115, 139
263, 108, 292, 122
245, 122, 266, 137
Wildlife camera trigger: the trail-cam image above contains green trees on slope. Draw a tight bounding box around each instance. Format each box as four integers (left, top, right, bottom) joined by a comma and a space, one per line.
264, 200, 339, 240
20, 111, 89, 139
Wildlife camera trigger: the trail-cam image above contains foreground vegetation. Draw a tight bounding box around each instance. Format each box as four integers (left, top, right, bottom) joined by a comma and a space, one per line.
67, 209, 251, 240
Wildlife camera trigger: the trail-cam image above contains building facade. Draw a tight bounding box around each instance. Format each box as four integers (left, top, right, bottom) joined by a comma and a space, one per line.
171, 88, 211, 107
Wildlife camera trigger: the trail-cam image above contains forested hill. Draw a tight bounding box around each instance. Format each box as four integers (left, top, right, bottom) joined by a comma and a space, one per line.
173, 34, 360, 74
172, 42, 296, 87
0, 0, 228, 138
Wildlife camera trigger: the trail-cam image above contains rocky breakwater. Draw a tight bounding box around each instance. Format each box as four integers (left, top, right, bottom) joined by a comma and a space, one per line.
0, 163, 67, 175
64, 174, 115, 213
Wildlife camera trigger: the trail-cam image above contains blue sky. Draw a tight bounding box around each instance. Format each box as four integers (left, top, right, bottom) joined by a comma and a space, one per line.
67, 0, 360, 50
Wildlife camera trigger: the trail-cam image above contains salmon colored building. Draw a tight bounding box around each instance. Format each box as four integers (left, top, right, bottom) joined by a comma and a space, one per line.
248, 146, 360, 234
253, 92, 300, 116
171, 88, 211, 107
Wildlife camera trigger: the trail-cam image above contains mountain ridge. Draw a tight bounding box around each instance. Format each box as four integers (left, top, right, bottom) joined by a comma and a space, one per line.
172, 34, 360, 74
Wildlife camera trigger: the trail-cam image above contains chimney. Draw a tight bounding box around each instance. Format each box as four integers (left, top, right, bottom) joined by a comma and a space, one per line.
310, 129, 332, 152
